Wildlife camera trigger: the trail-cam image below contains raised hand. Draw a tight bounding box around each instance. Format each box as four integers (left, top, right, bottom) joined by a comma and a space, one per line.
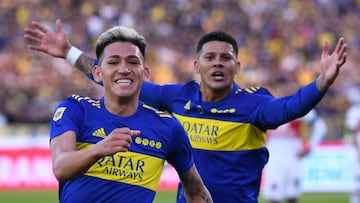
24, 19, 71, 58
317, 37, 348, 92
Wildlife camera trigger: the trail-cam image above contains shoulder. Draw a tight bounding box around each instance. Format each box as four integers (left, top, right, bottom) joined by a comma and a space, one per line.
53, 94, 98, 122
141, 103, 174, 119
184, 80, 200, 89
140, 103, 183, 128
236, 86, 272, 96
229, 86, 274, 108
69, 94, 101, 107
174, 80, 200, 96
56, 94, 101, 114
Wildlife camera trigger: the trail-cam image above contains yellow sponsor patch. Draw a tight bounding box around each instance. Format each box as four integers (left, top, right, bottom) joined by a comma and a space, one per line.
53, 107, 66, 121
174, 113, 266, 151
77, 142, 165, 191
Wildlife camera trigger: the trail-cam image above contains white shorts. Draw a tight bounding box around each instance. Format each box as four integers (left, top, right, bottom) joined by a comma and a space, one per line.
262, 156, 301, 201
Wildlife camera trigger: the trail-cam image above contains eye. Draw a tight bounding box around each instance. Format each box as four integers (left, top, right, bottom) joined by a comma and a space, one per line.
128, 60, 140, 65
127, 56, 142, 65
221, 54, 233, 61
108, 60, 119, 65
203, 54, 214, 60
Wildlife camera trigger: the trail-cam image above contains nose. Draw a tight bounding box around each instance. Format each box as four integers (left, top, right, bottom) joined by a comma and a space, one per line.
117, 62, 130, 73
212, 56, 223, 68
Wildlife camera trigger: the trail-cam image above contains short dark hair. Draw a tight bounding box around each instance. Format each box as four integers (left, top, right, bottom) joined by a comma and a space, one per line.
95, 26, 146, 61
196, 31, 238, 56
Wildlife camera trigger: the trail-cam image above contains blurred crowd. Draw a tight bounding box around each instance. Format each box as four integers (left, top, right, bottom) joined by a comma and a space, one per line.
0, 0, 359, 139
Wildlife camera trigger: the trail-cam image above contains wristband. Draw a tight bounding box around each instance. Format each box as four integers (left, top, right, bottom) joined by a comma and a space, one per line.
66, 46, 82, 65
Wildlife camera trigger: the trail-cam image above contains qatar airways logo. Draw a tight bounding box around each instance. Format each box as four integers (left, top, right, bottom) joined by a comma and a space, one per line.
181, 121, 219, 144
96, 154, 145, 181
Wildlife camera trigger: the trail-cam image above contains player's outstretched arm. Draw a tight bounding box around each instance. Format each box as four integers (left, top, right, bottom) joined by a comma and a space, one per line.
24, 19, 94, 76
316, 37, 348, 92
178, 165, 213, 203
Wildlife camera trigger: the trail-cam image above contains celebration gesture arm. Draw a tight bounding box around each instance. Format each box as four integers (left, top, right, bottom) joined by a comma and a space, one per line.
24, 19, 71, 58
316, 37, 348, 92
24, 19, 94, 76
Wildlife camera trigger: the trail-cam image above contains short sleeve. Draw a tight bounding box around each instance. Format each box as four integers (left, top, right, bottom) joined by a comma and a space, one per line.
50, 97, 83, 141
166, 120, 194, 173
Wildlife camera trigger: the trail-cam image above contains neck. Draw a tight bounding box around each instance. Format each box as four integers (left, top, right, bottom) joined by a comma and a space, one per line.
200, 85, 232, 102
104, 96, 138, 116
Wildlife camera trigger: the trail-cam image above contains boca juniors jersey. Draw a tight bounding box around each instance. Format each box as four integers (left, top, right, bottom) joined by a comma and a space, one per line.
50, 95, 193, 203
140, 80, 324, 203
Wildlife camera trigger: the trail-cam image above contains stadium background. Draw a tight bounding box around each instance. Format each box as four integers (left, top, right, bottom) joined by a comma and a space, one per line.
0, 0, 359, 202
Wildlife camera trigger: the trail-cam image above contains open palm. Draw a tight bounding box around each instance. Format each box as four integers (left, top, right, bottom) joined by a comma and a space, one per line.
319, 37, 347, 88
24, 19, 70, 58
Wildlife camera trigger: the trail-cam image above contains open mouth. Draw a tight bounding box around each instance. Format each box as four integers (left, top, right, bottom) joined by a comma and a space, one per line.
211, 71, 225, 80
115, 79, 132, 86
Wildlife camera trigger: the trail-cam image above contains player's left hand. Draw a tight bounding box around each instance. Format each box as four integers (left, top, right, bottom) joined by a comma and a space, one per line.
317, 37, 348, 92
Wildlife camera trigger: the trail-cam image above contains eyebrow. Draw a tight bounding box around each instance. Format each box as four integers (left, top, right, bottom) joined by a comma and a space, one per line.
107, 54, 141, 59
202, 51, 235, 56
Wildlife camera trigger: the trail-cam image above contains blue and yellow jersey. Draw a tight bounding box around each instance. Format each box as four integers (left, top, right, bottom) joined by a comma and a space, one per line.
140, 80, 324, 203
50, 95, 193, 203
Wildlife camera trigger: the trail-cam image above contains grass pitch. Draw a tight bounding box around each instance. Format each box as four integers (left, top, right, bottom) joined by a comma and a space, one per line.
0, 190, 349, 203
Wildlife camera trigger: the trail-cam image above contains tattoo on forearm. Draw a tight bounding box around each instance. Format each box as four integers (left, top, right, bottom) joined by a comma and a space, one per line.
75, 54, 94, 76
181, 167, 212, 202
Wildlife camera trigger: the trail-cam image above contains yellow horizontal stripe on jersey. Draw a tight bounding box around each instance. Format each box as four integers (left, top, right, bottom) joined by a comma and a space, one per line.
173, 113, 266, 151
77, 142, 165, 191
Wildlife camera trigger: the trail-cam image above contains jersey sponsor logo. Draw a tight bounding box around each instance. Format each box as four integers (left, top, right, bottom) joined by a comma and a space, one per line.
174, 113, 266, 151
92, 128, 106, 138
53, 107, 66, 121
77, 142, 164, 191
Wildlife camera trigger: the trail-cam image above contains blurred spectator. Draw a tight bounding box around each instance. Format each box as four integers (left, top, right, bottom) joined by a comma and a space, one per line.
344, 86, 360, 203
0, 0, 359, 139
262, 77, 327, 203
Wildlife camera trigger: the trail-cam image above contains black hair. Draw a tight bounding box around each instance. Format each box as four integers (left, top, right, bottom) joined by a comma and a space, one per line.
196, 31, 238, 56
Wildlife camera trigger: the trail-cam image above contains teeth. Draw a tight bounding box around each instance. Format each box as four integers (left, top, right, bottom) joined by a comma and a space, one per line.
212, 72, 224, 77
116, 79, 131, 85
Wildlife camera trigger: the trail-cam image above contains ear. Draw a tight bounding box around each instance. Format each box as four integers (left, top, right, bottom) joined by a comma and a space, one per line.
92, 65, 102, 83
235, 61, 241, 74
143, 66, 150, 81
194, 60, 200, 74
